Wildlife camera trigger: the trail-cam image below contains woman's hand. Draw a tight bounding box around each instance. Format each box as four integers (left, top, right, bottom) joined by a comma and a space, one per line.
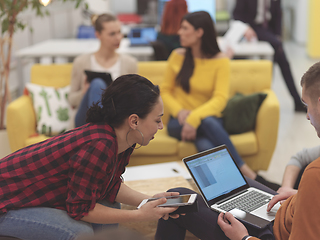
138, 197, 178, 221
181, 123, 197, 141
152, 191, 180, 199
152, 192, 181, 219
82, 77, 90, 94
267, 189, 297, 211
177, 109, 191, 125
217, 212, 249, 240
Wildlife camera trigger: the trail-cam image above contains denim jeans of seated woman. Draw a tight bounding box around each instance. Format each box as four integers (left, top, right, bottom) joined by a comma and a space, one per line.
0, 200, 120, 240
75, 78, 107, 128
167, 116, 244, 168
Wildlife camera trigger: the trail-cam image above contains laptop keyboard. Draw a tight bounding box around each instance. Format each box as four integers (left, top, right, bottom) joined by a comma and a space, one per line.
218, 190, 272, 212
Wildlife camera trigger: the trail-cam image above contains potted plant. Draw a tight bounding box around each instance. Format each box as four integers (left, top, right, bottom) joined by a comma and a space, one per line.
0, 0, 86, 130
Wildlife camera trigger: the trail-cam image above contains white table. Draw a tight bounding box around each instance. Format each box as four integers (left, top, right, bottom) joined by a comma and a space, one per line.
15, 38, 154, 95
218, 37, 274, 60
16, 38, 153, 60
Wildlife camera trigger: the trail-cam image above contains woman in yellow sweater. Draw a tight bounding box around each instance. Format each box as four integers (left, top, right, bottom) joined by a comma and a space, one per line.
161, 11, 277, 189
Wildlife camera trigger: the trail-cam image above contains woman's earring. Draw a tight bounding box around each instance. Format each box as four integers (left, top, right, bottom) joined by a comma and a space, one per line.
126, 128, 144, 149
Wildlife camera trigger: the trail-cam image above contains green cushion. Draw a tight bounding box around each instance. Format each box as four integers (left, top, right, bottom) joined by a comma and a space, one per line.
223, 93, 267, 134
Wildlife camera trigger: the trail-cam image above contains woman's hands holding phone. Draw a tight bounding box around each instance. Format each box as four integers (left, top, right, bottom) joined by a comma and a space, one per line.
138, 192, 180, 220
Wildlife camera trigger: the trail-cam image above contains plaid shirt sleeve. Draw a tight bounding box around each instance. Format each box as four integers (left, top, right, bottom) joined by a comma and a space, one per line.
66, 138, 118, 220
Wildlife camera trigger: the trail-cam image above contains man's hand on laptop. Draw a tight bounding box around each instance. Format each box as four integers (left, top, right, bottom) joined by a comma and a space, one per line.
217, 212, 249, 240
267, 189, 297, 212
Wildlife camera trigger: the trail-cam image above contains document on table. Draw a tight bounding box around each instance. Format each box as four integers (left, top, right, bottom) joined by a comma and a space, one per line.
123, 162, 191, 181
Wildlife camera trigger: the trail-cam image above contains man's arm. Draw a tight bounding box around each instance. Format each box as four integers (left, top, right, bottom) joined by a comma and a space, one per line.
279, 165, 301, 191
289, 164, 320, 239
279, 145, 320, 192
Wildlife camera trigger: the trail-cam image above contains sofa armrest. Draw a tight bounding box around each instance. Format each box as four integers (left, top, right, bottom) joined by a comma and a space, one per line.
6, 95, 37, 152
244, 90, 279, 171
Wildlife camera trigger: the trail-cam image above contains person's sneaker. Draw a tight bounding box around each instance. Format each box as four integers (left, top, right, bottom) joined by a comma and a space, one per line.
255, 175, 281, 191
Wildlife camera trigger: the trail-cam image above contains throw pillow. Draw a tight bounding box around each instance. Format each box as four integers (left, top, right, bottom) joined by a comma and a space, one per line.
222, 92, 267, 134
26, 83, 71, 136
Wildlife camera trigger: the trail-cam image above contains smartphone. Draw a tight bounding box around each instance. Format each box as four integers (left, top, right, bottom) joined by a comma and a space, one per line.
137, 194, 197, 208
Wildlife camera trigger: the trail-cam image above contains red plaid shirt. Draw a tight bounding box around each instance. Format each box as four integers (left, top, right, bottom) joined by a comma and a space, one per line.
0, 123, 133, 220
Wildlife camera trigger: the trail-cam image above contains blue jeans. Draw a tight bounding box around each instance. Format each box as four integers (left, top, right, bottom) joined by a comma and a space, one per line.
0, 201, 120, 240
75, 78, 107, 128
167, 116, 244, 168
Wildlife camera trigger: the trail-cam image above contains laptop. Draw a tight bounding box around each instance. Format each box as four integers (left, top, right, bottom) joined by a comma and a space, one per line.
128, 27, 157, 46
183, 145, 280, 229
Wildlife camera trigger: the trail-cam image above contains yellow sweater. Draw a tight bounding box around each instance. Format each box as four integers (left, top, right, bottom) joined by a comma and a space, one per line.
161, 50, 230, 128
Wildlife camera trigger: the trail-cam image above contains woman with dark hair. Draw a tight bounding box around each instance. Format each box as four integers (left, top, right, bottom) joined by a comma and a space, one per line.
69, 13, 138, 128
161, 11, 279, 189
0, 75, 180, 239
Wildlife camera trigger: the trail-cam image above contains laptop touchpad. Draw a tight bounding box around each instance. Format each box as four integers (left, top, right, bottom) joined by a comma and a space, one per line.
229, 208, 270, 229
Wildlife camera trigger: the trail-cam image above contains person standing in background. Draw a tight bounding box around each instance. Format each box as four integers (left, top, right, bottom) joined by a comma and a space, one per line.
233, 0, 306, 112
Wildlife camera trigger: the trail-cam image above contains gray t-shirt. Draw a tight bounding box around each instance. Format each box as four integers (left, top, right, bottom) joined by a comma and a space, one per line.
287, 145, 320, 168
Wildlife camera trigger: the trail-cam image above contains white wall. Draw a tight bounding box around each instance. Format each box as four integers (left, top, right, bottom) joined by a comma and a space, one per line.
11, 1, 84, 63
281, 0, 307, 44
110, 0, 137, 14
11, 0, 112, 62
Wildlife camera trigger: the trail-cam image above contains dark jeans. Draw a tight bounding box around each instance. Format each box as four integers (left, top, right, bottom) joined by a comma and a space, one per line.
75, 78, 107, 128
253, 26, 301, 104
167, 116, 245, 168
155, 178, 276, 240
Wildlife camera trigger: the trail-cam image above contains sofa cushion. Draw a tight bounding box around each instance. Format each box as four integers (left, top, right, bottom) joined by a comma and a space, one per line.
132, 128, 178, 156
223, 92, 267, 134
26, 83, 71, 136
229, 131, 258, 156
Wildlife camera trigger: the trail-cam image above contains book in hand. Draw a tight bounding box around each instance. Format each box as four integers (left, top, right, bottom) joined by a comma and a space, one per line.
84, 70, 113, 86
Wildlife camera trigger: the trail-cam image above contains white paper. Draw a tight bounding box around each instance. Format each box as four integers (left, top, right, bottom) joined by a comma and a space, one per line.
123, 162, 192, 181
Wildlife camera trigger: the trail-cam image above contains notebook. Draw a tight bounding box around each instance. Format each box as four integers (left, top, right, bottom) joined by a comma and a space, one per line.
128, 27, 157, 46
219, 20, 250, 51
183, 145, 280, 229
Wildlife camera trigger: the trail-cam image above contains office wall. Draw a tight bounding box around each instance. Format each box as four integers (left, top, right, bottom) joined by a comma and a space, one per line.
110, 0, 137, 14
11, 1, 83, 63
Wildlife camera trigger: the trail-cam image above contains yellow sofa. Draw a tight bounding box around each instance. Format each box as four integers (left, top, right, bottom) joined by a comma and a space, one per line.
6, 60, 279, 171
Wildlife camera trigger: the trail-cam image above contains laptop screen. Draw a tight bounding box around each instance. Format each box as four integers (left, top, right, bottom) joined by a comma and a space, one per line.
129, 27, 157, 46
184, 146, 247, 202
